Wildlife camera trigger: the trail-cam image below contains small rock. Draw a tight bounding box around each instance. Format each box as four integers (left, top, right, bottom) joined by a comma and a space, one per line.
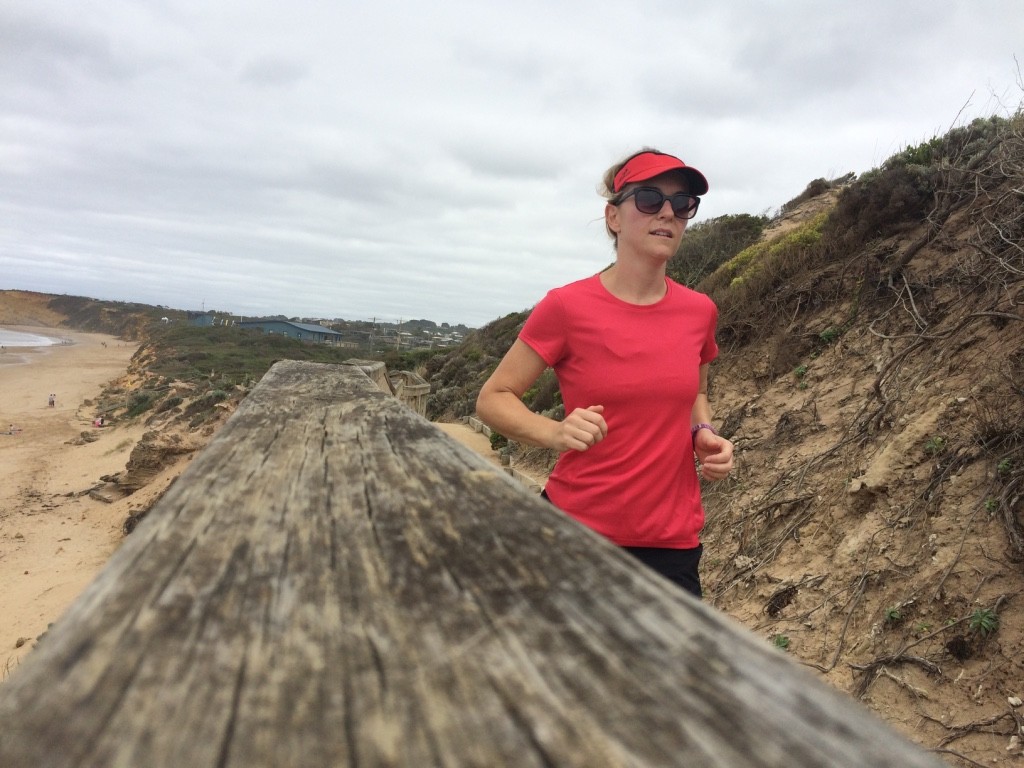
1009, 696, 1022, 708
15, 637, 29, 648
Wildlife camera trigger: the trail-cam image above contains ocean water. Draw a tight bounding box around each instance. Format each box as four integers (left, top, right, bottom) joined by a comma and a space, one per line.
0, 329, 61, 347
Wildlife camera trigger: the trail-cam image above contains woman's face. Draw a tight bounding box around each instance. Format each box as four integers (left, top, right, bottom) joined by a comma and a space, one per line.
605, 172, 690, 260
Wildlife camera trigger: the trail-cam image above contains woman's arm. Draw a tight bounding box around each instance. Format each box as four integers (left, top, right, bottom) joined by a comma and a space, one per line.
691, 363, 734, 480
476, 339, 607, 453
691, 364, 714, 427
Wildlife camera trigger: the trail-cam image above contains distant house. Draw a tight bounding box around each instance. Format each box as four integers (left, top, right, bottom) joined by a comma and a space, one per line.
188, 312, 238, 327
188, 312, 218, 327
239, 320, 343, 344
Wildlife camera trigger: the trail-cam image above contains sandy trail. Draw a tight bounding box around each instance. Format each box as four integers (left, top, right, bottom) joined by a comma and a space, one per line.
435, 422, 503, 467
435, 421, 547, 491
0, 327, 142, 674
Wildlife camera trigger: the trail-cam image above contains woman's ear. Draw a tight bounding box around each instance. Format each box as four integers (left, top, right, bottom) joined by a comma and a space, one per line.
605, 202, 620, 234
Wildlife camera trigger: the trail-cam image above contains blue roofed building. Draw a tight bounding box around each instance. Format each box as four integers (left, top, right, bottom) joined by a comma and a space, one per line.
239, 320, 343, 344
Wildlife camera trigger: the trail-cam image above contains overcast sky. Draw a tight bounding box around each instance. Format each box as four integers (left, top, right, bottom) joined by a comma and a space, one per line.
2, 1, 1021, 327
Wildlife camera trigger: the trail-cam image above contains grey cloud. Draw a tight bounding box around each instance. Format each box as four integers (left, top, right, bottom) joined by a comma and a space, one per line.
0, 10, 137, 86
238, 57, 308, 87
2, 1, 1022, 327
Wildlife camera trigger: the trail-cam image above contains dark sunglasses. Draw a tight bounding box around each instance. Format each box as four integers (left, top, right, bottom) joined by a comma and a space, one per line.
617, 187, 700, 219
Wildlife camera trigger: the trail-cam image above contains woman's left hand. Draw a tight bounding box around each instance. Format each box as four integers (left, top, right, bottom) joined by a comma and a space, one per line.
694, 431, 734, 481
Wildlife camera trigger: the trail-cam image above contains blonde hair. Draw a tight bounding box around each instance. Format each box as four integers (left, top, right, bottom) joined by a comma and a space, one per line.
600, 147, 666, 247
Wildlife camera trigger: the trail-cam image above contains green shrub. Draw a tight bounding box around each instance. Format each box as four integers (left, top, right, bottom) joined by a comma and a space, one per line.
705, 212, 827, 296
701, 213, 829, 346
126, 391, 157, 418
780, 177, 833, 215
968, 607, 999, 637
154, 395, 183, 414
825, 163, 934, 252
522, 369, 560, 414
667, 213, 769, 287
819, 326, 841, 344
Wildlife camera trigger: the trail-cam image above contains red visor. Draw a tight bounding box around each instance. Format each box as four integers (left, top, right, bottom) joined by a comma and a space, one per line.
612, 152, 708, 196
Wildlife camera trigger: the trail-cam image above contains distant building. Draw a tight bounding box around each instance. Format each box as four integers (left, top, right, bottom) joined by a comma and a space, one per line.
239, 320, 343, 344
188, 312, 238, 327
188, 312, 218, 327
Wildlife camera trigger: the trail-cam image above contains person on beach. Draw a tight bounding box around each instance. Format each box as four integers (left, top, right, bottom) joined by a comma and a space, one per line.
476, 148, 734, 598
48, 393, 56, 407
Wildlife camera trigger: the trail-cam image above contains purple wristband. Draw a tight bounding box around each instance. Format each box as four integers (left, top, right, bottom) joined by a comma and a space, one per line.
691, 423, 717, 441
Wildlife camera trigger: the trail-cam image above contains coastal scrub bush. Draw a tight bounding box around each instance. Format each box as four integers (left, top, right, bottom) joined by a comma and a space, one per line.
701, 213, 828, 345
823, 116, 1011, 256
779, 178, 832, 215
522, 369, 560, 414
144, 324, 362, 387
154, 395, 183, 414
704, 212, 827, 295
667, 213, 769, 288
126, 391, 157, 418
182, 389, 231, 422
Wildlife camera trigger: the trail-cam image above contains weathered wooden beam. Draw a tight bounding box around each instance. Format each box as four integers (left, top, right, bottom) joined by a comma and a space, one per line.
0, 361, 945, 767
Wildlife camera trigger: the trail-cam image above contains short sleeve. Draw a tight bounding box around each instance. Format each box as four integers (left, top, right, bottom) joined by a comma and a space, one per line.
701, 301, 719, 365
520, 290, 568, 367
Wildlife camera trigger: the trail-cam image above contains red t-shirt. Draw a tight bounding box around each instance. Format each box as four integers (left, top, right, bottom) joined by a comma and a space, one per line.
520, 274, 719, 548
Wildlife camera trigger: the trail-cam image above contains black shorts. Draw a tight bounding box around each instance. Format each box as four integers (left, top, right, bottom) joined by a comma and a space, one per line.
540, 490, 703, 599
622, 544, 703, 599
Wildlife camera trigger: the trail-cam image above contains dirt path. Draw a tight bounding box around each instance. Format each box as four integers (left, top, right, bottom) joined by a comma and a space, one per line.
435, 421, 547, 490
435, 422, 502, 465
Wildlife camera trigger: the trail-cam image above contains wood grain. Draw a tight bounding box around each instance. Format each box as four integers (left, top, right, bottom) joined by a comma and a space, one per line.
0, 360, 946, 767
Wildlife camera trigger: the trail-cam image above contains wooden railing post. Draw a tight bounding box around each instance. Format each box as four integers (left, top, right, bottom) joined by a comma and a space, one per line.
0, 361, 946, 767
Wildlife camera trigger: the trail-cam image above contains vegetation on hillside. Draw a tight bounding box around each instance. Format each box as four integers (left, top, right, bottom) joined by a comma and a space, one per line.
424, 310, 531, 421
102, 323, 379, 429
423, 109, 1024, 762
42, 299, 451, 431
46, 295, 186, 339
694, 112, 1024, 763
666, 212, 771, 287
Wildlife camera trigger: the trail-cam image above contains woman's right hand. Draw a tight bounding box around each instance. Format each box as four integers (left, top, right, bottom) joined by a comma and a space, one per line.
477, 341, 607, 453
554, 405, 607, 452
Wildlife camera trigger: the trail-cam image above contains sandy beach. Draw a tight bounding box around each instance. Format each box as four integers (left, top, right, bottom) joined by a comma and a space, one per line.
0, 323, 539, 680
0, 327, 143, 675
